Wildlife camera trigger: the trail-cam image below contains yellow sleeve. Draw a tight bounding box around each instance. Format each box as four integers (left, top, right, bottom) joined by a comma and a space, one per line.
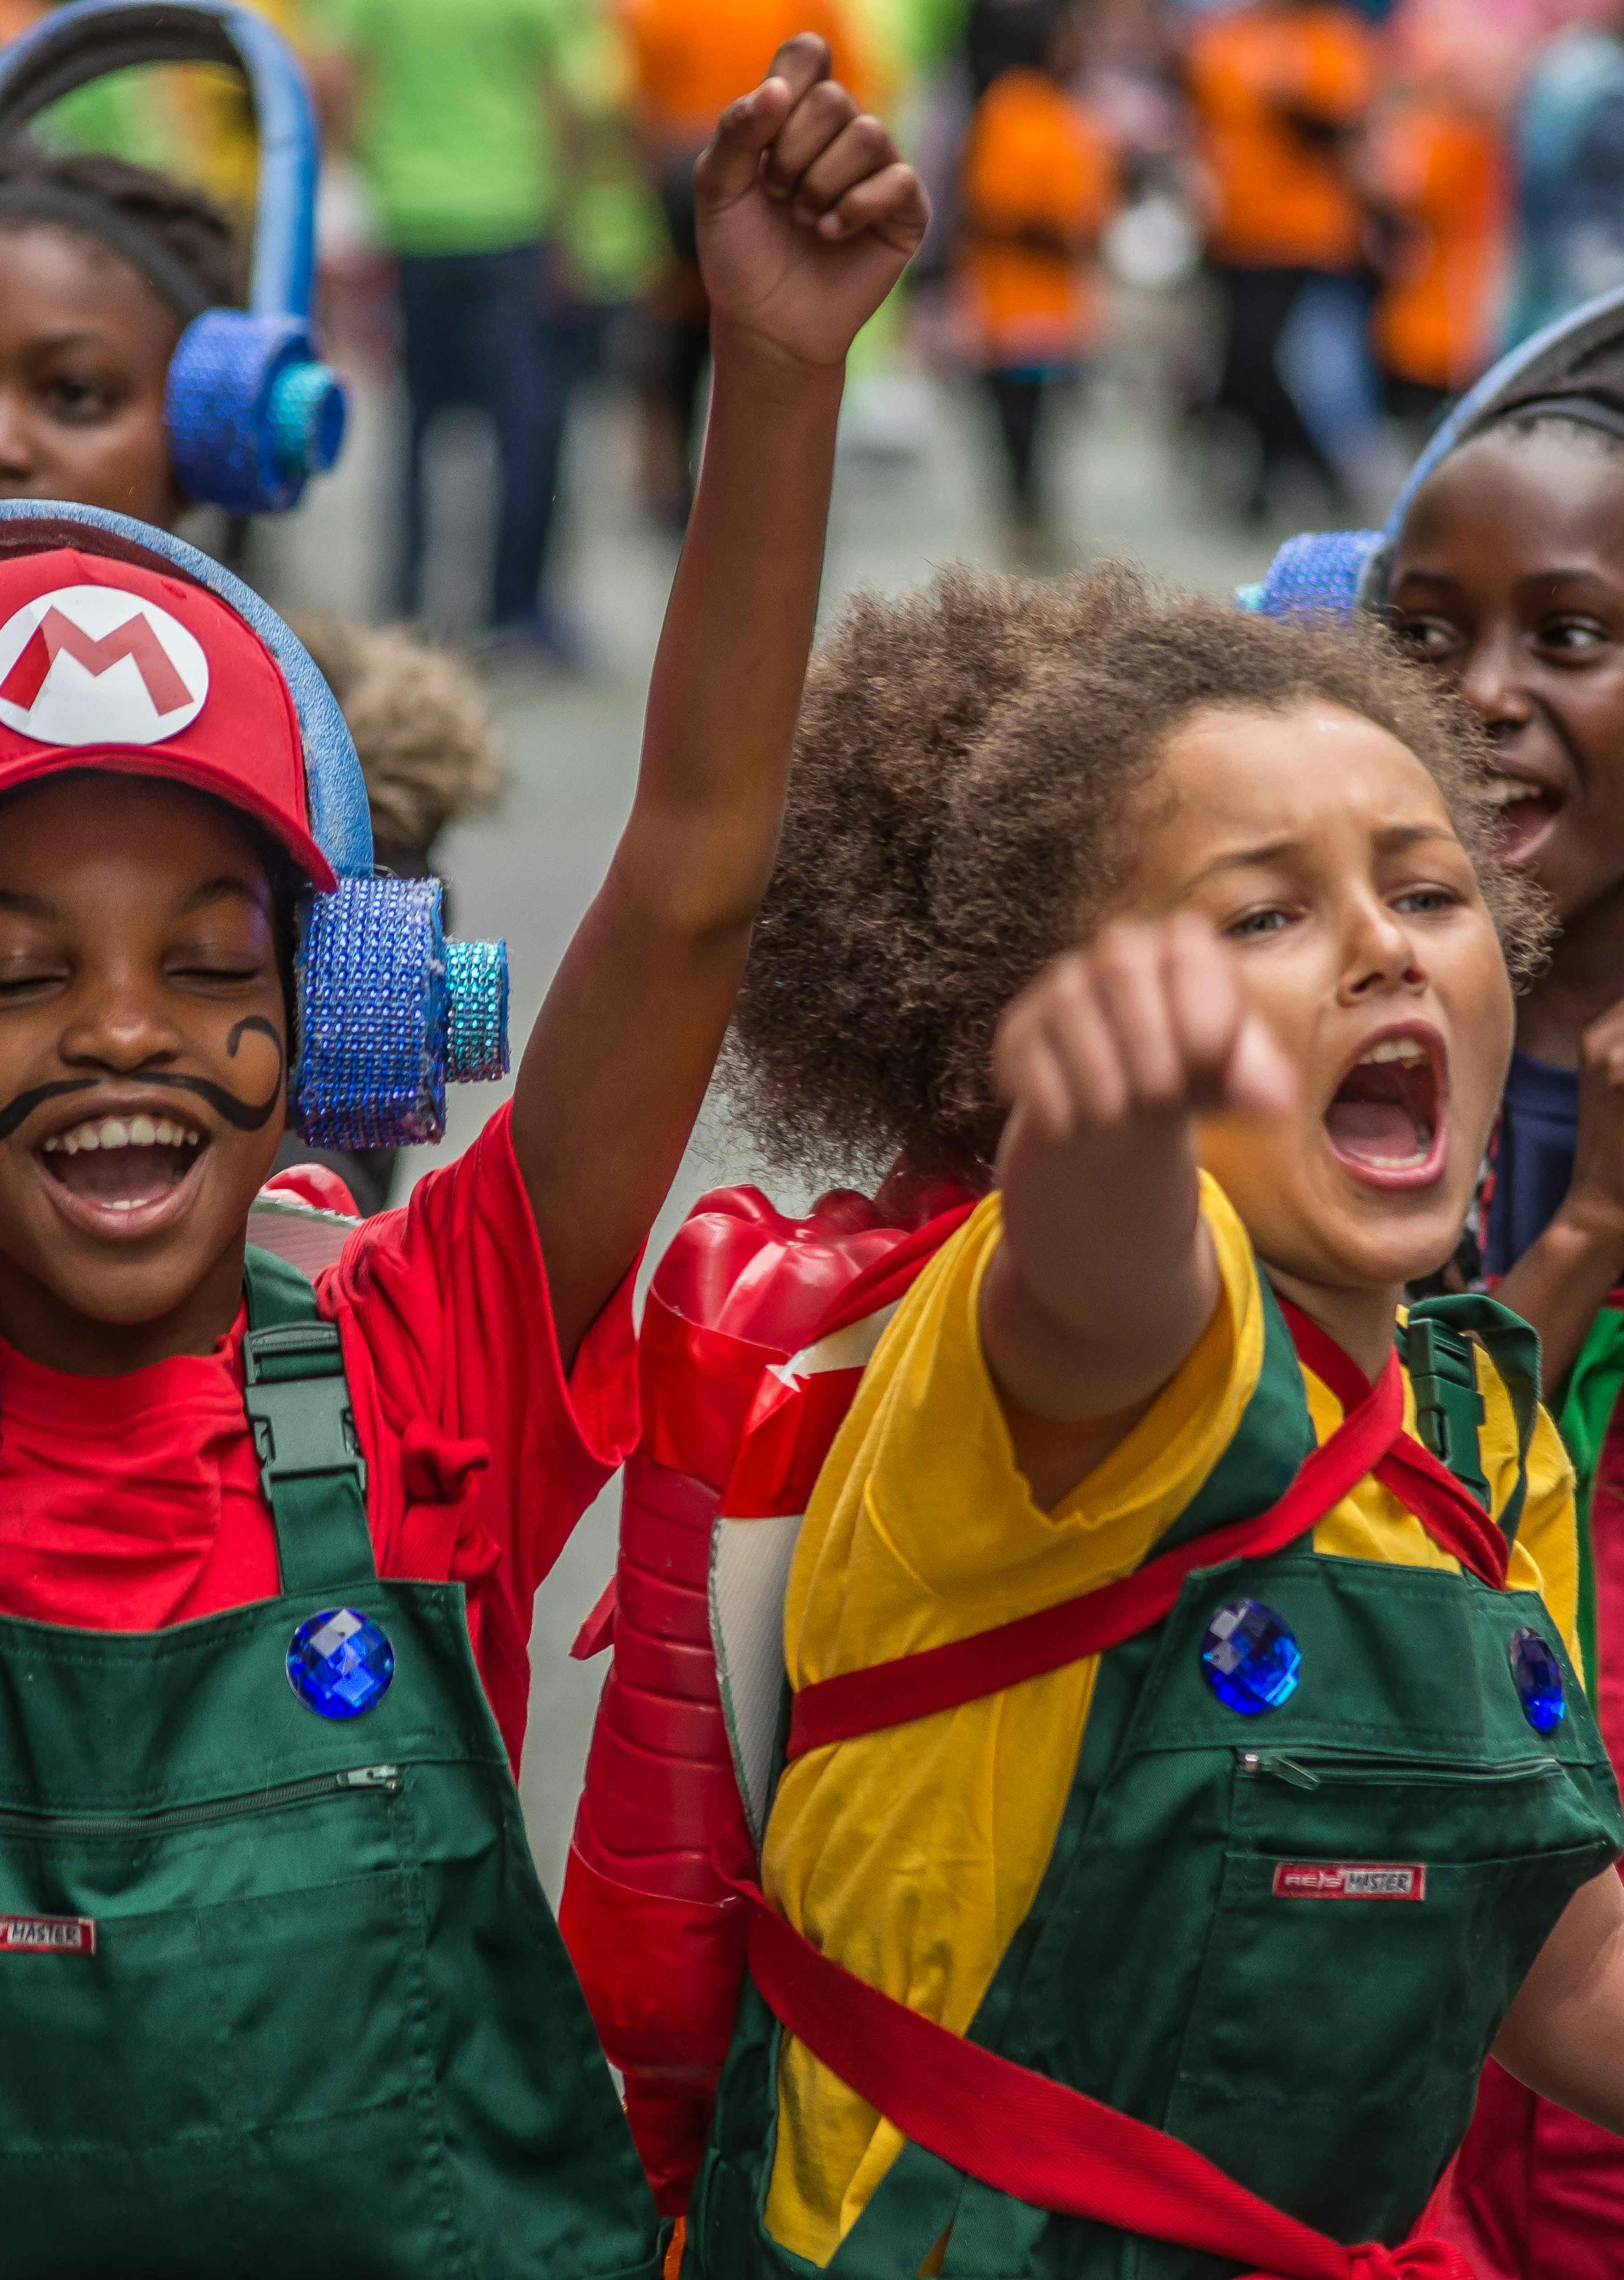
784, 1172, 1267, 1686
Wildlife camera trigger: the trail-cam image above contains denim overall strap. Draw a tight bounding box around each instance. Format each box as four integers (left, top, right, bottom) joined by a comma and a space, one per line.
240, 1244, 376, 1595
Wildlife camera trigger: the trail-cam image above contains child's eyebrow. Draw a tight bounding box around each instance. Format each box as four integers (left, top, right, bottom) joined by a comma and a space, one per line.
173, 877, 270, 920
1181, 836, 1303, 889
1180, 824, 1457, 893
0, 886, 55, 920
1513, 567, 1624, 596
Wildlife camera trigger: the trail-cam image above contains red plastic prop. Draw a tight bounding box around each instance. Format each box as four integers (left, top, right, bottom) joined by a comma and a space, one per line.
558, 1177, 965, 2212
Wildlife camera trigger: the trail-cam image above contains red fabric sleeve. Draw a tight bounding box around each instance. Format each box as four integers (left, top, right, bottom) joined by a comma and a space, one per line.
317, 1102, 641, 1765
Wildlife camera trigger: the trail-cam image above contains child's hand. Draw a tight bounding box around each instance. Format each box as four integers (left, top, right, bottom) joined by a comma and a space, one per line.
1566, 996, 1624, 1242
993, 916, 1296, 1147
1496, 991, 1624, 1382
693, 34, 930, 371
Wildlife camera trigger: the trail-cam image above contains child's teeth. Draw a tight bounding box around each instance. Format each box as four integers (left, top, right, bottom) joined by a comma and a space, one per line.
1358, 1038, 1427, 1066
43, 1114, 205, 1159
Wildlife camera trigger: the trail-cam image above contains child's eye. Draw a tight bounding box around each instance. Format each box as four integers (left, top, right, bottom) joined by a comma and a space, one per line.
1537, 617, 1610, 656
1393, 885, 1460, 916
1390, 613, 1462, 661
40, 373, 121, 425
1224, 907, 1292, 939
169, 955, 265, 988
0, 962, 67, 998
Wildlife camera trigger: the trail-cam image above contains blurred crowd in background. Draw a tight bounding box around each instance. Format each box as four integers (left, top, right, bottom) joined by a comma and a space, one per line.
5, 0, 1622, 645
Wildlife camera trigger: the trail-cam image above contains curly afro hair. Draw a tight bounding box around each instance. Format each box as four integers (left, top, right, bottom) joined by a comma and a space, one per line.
724, 561, 1546, 1191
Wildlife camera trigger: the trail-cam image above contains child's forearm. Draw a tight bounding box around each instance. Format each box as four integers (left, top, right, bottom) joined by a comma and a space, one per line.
985, 1101, 1220, 1421
512, 338, 842, 1369
625, 329, 842, 942
1495, 1200, 1624, 1390
509, 42, 927, 1368
1494, 1867, 1624, 2137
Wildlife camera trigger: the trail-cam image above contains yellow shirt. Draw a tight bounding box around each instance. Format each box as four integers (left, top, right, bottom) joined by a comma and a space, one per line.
761, 1178, 1580, 2262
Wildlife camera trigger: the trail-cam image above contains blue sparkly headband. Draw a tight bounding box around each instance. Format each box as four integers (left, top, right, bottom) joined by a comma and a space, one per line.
0, 499, 509, 1149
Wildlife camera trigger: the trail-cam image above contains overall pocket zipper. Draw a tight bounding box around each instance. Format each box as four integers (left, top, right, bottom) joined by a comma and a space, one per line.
1239, 1749, 1558, 1793
0, 1764, 401, 1840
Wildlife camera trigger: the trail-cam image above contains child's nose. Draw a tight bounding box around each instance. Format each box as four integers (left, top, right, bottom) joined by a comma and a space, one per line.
0, 388, 38, 480
1458, 630, 1534, 731
58, 996, 183, 1072
1340, 899, 1425, 1001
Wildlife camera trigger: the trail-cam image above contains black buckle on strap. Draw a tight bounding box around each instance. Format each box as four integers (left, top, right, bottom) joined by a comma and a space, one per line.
242, 1323, 367, 1506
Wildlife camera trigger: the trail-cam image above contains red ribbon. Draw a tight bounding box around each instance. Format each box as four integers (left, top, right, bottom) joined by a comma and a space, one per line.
741, 1878, 1473, 2280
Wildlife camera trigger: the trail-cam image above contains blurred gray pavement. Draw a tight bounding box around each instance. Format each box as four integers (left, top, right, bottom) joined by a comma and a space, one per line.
252, 319, 1327, 1896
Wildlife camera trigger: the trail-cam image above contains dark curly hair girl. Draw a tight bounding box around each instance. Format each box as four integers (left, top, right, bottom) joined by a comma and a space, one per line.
0, 140, 243, 312
723, 561, 1546, 1190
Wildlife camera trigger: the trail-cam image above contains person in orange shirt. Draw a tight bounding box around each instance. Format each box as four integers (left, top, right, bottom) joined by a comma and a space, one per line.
1184, 0, 1377, 512
954, 0, 1117, 549
1369, 104, 1506, 430
619, 0, 870, 523
1364, 0, 1516, 438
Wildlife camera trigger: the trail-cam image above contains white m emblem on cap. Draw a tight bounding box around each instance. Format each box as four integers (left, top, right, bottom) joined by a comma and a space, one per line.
0, 584, 208, 745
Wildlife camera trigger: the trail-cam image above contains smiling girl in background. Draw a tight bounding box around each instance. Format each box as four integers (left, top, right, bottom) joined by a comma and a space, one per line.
1378, 374, 1624, 2279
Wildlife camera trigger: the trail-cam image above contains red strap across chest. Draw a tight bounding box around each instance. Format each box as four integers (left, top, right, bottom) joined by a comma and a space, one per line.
738, 1875, 1468, 2280
1276, 1299, 1514, 1590
786, 1312, 1509, 1763
756, 1305, 1500, 2279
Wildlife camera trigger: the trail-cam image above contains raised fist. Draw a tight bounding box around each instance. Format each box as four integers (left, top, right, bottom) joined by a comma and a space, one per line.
694, 34, 931, 370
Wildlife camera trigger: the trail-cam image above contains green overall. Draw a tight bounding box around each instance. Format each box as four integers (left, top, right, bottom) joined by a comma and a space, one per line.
687, 1295, 1624, 2280
0, 1248, 663, 2280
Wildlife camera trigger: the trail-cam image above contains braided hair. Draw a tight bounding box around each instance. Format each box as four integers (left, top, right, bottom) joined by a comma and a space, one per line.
0, 140, 242, 313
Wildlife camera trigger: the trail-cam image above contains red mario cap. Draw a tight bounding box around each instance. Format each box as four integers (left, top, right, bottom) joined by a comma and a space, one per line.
0, 548, 334, 891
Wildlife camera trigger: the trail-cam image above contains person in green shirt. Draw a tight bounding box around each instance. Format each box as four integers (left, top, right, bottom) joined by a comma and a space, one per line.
315, 0, 608, 657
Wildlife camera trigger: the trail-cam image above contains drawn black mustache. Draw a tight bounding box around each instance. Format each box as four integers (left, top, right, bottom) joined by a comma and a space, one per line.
0, 1017, 285, 1142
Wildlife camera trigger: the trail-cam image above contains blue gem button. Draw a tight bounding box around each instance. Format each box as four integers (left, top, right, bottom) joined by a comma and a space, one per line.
1509, 1627, 1565, 1736
288, 1607, 395, 1721
1202, 1599, 1301, 1716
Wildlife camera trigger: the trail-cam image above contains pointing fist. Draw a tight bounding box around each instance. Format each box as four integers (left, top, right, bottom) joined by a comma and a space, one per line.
993, 916, 1297, 1147
694, 34, 931, 370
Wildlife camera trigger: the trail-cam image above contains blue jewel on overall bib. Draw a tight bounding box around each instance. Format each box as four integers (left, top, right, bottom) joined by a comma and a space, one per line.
287, 1608, 395, 1720
1508, 1627, 1565, 1736
1201, 1599, 1301, 1715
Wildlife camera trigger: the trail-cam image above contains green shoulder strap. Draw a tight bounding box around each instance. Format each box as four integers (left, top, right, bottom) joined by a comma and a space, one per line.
240, 1245, 376, 1597
1403, 1294, 1543, 1541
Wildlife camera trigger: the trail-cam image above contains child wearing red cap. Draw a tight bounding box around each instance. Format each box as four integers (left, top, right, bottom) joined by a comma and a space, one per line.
0, 136, 501, 1210
0, 36, 927, 2275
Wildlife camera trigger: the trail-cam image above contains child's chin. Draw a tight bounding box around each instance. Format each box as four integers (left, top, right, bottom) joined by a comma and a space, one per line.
1328, 1204, 1464, 1292
66, 1247, 231, 1326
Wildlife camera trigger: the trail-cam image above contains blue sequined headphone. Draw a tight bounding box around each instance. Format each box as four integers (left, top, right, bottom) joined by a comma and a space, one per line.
1244, 283, 1624, 620
0, 499, 509, 1147
0, 0, 344, 515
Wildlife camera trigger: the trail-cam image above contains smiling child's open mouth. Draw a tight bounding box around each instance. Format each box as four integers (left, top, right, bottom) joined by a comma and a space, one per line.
1324, 1032, 1446, 1191
39, 1114, 207, 1222
1484, 773, 1562, 863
